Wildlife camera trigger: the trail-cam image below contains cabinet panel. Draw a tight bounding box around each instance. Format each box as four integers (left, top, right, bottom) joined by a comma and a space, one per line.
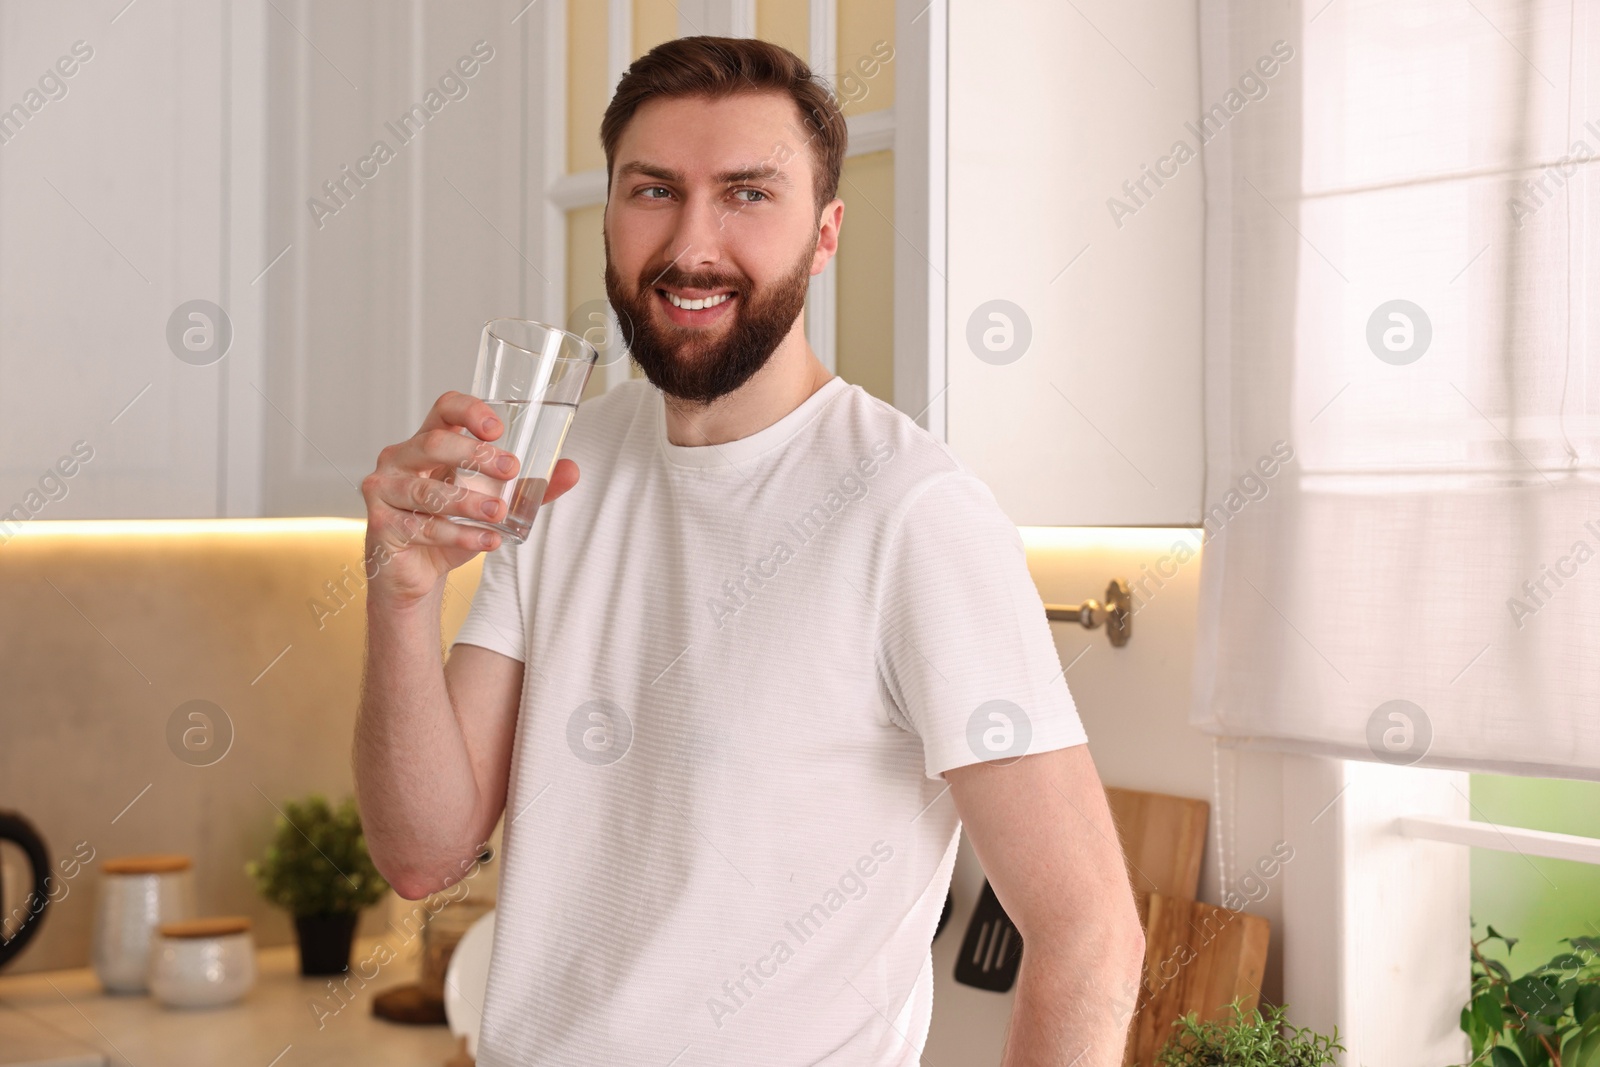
946, 0, 1203, 527
0, 3, 226, 519
260, 2, 546, 517
0, 3, 547, 522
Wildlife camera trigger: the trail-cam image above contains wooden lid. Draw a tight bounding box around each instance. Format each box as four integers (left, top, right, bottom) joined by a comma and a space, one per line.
103, 854, 192, 874
158, 916, 252, 939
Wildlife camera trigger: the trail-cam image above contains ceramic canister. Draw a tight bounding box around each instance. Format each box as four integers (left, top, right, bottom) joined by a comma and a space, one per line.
148, 916, 256, 1008
90, 854, 196, 993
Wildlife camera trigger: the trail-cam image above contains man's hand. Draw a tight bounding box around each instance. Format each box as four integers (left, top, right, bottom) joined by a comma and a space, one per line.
360, 389, 579, 604
946, 744, 1146, 1066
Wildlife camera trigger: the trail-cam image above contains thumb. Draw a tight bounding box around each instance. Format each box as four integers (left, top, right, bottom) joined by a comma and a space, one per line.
543, 459, 580, 504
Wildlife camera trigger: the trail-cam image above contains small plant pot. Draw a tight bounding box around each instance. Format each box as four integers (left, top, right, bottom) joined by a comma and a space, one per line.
294, 913, 358, 976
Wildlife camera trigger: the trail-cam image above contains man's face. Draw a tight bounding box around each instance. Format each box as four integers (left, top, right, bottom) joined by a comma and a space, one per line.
603, 92, 834, 405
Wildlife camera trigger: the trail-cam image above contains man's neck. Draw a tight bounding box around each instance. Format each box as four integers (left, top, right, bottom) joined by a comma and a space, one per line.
659, 333, 834, 448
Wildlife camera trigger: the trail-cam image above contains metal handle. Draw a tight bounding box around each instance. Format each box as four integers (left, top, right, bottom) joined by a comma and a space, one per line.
1043, 578, 1131, 647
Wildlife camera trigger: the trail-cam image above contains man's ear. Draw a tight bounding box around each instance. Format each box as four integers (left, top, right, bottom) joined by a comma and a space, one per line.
813, 198, 845, 274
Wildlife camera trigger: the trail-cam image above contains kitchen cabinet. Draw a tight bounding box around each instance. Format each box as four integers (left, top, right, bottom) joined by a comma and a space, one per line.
0, 2, 535, 521
4, 0, 1204, 525
255, 3, 536, 518
923, 0, 1206, 527
0, 4, 254, 520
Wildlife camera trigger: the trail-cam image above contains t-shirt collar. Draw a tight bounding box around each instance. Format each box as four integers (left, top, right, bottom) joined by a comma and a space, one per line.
656, 375, 847, 469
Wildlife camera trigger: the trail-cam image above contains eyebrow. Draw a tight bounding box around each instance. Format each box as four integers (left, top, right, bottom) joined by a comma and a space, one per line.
617, 160, 793, 188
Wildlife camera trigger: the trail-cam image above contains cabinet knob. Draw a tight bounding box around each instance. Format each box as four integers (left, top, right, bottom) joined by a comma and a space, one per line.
1043, 578, 1132, 647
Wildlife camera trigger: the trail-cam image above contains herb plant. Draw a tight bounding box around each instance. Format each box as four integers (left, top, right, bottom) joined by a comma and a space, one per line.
1156, 998, 1343, 1067
245, 793, 388, 917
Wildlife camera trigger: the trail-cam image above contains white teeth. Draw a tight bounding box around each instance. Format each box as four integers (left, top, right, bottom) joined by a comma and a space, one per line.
664, 291, 731, 311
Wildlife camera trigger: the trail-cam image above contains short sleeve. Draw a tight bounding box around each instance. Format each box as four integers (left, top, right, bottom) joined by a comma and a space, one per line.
450, 539, 527, 663
875, 471, 1088, 779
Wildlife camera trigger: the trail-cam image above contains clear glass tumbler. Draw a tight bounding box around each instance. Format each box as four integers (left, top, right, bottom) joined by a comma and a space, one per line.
447, 318, 598, 545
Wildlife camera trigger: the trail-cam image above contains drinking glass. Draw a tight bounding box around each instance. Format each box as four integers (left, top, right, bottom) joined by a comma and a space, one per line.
447, 318, 598, 545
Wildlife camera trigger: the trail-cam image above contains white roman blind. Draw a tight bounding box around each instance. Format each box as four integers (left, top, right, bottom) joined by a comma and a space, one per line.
1192, 0, 1600, 779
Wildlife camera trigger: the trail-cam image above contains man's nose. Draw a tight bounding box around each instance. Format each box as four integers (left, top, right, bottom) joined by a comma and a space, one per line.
665, 191, 732, 271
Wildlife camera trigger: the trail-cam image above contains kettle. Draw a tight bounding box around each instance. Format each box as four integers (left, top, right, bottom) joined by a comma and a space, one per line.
0, 809, 51, 971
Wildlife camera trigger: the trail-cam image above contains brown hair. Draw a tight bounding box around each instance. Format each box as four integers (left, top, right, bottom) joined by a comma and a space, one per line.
600, 36, 848, 221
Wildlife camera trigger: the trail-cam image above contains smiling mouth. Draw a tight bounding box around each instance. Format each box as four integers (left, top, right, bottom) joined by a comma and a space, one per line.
657, 287, 736, 308
654, 287, 738, 326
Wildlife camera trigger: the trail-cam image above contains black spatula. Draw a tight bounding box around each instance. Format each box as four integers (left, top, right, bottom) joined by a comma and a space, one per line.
953, 879, 1023, 992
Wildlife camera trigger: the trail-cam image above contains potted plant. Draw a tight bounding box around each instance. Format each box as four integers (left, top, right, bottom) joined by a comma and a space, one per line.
1456, 924, 1600, 1067
1156, 998, 1343, 1066
245, 794, 388, 976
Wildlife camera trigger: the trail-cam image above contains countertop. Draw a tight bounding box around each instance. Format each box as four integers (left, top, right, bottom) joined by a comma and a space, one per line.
0, 937, 464, 1066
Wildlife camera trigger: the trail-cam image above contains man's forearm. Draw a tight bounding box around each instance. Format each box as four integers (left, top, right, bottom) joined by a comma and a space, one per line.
353, 585, 485, 899
999, 918, 1145, 1067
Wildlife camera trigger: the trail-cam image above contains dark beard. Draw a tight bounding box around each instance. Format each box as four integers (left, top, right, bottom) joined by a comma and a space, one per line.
603, 234, 814, 405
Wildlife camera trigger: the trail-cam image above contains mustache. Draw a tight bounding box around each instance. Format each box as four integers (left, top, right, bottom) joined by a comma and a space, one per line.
645, 267, 749, 295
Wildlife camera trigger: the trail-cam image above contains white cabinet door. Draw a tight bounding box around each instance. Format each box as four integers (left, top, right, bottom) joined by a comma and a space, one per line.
941, 0, 1204, 527
258, 1, 539, 518
0, 3, 248, 520
0, 2, 538, 522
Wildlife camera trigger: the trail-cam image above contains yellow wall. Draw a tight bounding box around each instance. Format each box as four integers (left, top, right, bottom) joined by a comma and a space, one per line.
566, 0, 609, 174
838, 0, 895, 116
757, 0, 809, 62
835, 149, 894, 403
567, 0, 896, 404
567, 205, 614, 399
634, 0, 679, 56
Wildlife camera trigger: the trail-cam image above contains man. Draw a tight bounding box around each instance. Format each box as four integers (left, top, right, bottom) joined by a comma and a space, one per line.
355, 35, 1143, 1066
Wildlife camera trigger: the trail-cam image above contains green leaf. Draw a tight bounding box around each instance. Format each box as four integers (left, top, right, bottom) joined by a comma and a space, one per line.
1559, 979, 1581, 1010
1463, 1002, 1484, 1040
1487, 958, 1515, 982
1474, 993, 1506, 1033
1490, 926, 1521, 952
1491, 1044, 1525, 1067
1510, 976, 1563, 1018
1564, 1022, 1600, 1067
1577, 985, 1600, 1025
1513, 1028, 1551, 1067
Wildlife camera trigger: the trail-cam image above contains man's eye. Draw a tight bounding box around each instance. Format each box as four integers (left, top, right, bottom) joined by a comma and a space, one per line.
639, 186, 670, 199
734, 188, 768, 203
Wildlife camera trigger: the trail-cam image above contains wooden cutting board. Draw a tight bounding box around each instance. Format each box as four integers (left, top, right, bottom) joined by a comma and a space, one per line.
1104, 787, 1208, 900
1121, 892, 1271, 1067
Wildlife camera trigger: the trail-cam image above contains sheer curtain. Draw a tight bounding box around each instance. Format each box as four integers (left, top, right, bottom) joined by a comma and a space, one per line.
1192, 0, 1600, 779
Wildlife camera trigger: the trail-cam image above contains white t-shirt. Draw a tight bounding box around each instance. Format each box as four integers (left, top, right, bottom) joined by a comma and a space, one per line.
452, 374, 1087, 1066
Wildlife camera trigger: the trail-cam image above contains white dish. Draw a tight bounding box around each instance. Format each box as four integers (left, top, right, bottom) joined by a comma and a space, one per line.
442, 909, 495, 1058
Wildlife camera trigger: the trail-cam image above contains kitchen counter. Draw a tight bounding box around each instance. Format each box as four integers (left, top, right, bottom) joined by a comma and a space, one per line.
0, 938, 464, 1066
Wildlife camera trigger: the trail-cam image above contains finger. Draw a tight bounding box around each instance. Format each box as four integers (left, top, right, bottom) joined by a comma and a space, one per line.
543, 459, 579, 504
362, 472, 507, 526
377, 427, 519, 479
369, 504, 501, 555
416, 390, 504, 442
